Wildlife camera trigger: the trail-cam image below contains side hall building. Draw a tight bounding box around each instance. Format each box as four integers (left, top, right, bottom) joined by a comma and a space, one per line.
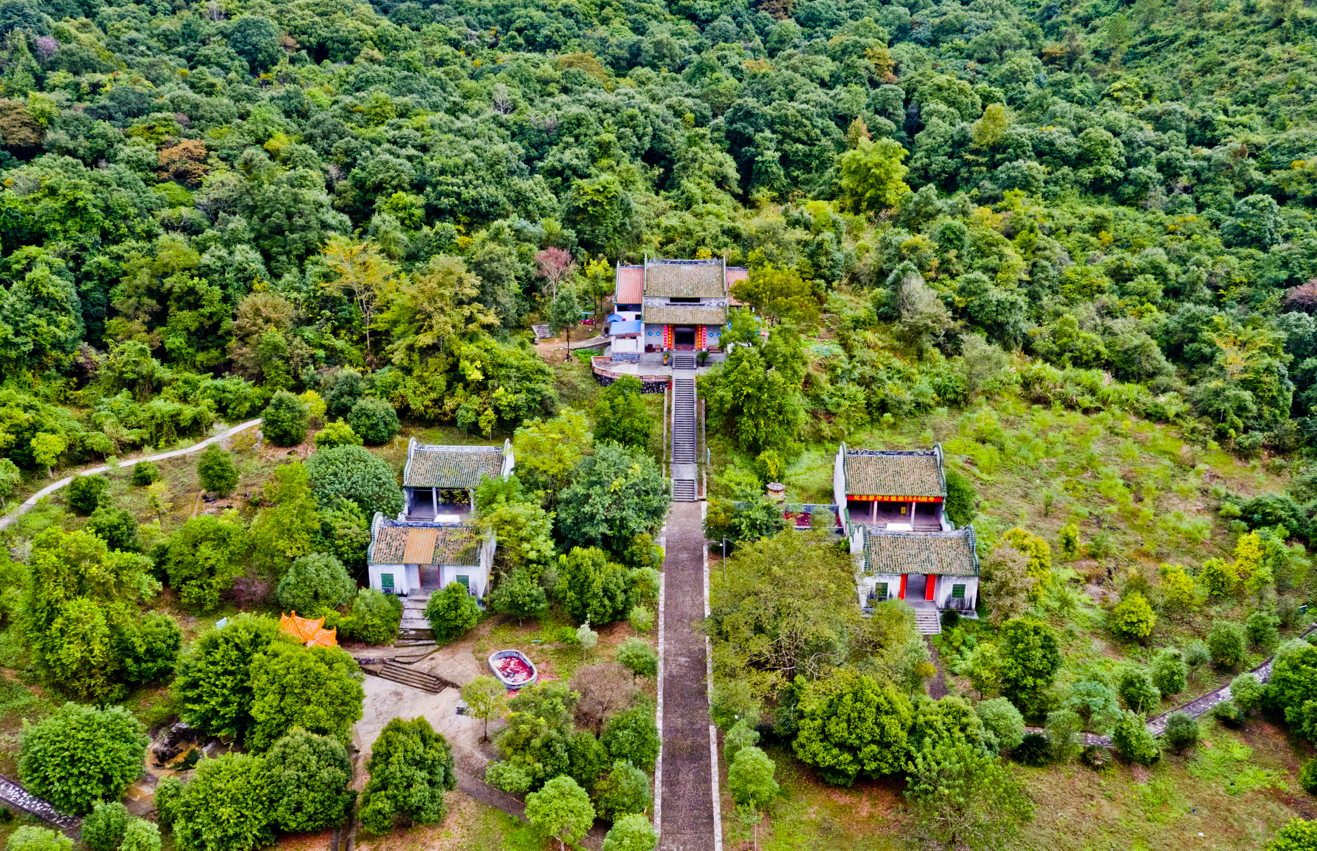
833, 443, 979, 616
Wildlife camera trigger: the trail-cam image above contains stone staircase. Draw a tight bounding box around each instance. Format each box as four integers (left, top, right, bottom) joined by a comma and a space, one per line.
376, 660, 454, 694
912, 605, 942, 636
671, 353, 696, 370
670, 371, 697, 502
399, 593, 433, 640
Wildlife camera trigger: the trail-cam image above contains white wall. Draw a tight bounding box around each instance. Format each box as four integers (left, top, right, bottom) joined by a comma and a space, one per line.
857, 573, 904, 607
369, 562, 412, 595
933, 576, 978, 610
833, 443, 848, 533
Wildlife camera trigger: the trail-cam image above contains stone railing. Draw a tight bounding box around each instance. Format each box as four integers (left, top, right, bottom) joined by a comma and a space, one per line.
590, 357, 668, 393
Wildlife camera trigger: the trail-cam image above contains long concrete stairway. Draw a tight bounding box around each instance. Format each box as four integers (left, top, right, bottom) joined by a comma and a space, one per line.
670, 359, 698, 502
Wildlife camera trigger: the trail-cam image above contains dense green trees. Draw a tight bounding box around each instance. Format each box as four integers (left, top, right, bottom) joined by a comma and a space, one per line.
248, 642, 364, 751
359, 717, 457, 835
18, 703, 148, 815
23, 527, 161, 698
793, 671, 913, 785
196, 445, 239, 497
173, 614, 280, 741
305, 444, 403, 518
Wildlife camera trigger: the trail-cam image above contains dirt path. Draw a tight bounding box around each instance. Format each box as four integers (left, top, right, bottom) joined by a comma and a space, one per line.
656, 501, 717, 851
0, 418, 264, 531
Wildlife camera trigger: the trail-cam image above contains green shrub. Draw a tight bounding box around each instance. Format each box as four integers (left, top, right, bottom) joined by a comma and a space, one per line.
346, 397, 399, 445
313, 421, 362, 449
1211, 699, 1246, 728
86, 506, 138, 551
1208, 621, 1247, 670
1230, 672, 1267, 714
1161, 712, 1199, 753
359, 717, 456, 834
265, 729, 354, 833
116, 612, 183, 684
1266, 817, 1317, 850
1117, 667, 1161, 715
485, 761, 532, 794
263, 391, 309, 447
615, 638, 657, 679
1109, 592, 1156, 642
81, 802, 130, 851
130, 461, 159, 486
1013, 732, 1050, 766
1245, 610, 1280, 651
593, 760, 651, 824
196, 444, 239, 496
341, 590, 402, 645
18, 703, 148, 814
424, 583, 481, 644
118, 820, 159, 851
976, 697, 1026, 755
1300, 758, 1317, 795
943, 467, 976, 526
1150, 648, 1188, 697
275, 553, 356, 615
7, 827, 72, 851
171, 752, 274, 851
67, 474, 108, 516
723, 720, 760, 765
305, 445, 404, 518
1111, 710, 1160, 765
601, 704, 659, 772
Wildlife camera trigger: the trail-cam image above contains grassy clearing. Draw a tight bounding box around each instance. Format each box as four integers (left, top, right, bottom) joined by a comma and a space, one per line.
728, 718, 1310, 851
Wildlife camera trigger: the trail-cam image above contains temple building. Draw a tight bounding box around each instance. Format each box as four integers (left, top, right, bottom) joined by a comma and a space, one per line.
833, 443, 979, 623
401, 439, 514, 518
366, 514, 495, 599
608, 257, 746, 363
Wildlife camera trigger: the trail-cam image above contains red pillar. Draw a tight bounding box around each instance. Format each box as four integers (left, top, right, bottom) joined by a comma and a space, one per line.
898, 574, 907, 600
925, 574, 937, 602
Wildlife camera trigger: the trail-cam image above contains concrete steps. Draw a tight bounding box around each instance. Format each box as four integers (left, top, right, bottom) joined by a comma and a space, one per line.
398, 594, 433, 639
672, 353, 696, 370
672, 479, 697, 502
670, 375, 698, 501
913, 608, 942, 636
376, 660, 454, 694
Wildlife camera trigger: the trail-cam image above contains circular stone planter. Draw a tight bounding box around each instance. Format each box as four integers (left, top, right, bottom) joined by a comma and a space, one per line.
488, 649, 538, 691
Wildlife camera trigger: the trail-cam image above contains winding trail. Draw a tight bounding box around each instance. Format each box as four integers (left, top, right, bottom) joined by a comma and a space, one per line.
0, 419, 264, 532
1024, 622, 1317, 747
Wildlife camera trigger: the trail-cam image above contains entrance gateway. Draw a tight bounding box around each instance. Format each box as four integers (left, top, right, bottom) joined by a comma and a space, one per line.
673, 326, 696, 349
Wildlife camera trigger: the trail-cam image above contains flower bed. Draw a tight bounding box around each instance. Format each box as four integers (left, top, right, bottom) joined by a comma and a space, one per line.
488, 649, 538, 690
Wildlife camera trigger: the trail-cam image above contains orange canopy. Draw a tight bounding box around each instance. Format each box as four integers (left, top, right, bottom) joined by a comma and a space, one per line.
280, 612, 338, 648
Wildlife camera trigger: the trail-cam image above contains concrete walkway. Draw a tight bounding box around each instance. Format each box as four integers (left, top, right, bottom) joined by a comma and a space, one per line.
655, 501, 717, 851
0, 419, 263, 531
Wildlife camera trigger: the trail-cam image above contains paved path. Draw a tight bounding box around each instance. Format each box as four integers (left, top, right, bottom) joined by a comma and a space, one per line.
0, 774, 79, 835
1027, 622, 1317, 747
656, 501, 717, 851
0, 419, 263, 531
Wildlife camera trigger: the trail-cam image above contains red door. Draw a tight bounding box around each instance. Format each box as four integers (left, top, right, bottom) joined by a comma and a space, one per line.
925, 574, 937, 601
898, 574, 907, 600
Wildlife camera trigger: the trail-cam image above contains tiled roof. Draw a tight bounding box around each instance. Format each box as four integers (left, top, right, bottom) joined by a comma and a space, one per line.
644, 305, 727, 326
371, 521, 481, 566
405, 446, 503, 489
845, 449, 945, 498
863, 528, 978, 576
616, 266, 644, 304
644, 260, 726, 298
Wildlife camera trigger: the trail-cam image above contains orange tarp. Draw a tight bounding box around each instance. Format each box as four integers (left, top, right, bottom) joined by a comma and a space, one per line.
280, 612, 338, 648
